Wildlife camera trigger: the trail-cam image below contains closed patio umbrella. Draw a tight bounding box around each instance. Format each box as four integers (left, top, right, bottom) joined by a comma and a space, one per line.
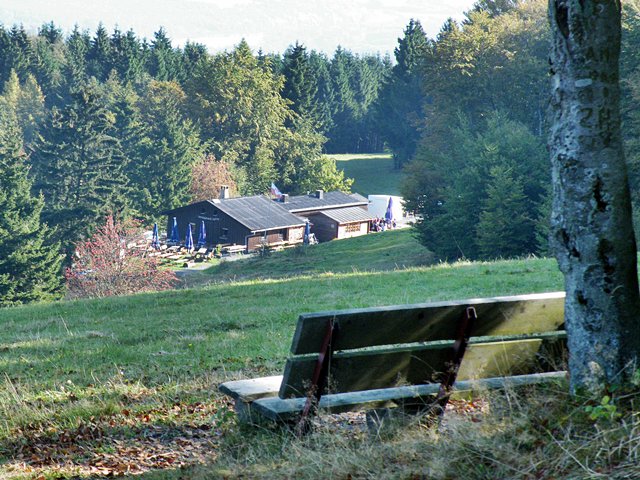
185, 223, 194, 253
197, 220, 206, 248
385, 197, 394, 224
170, 217, 179, 244
304, 221, 311, 244
151, 223, 160, 250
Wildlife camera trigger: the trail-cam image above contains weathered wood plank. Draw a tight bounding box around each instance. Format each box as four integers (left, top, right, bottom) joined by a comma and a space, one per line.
290, 292, 565, 354
256, 371, 568, 421
218, 375, 282, 402
279, 336, 565, 398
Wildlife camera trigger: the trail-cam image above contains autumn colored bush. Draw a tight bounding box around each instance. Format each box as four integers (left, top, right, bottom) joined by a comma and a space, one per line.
65, 215, 177, 299
190, 154, 238, 201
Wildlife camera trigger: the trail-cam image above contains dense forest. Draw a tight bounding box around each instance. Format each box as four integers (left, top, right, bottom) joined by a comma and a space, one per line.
0, 20, 403, 305
3, 0, 640, 306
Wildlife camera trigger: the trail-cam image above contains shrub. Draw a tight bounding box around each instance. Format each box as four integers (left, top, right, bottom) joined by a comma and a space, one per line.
65, 215, 177, 298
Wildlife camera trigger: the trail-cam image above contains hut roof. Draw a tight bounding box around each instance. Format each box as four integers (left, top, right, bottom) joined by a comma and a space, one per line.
280, 191, 367, 213
210, 195, 306, 232
316, 206, 373, 224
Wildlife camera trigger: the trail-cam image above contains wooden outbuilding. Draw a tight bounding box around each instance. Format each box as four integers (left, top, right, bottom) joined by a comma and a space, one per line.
278, 190, 372, 241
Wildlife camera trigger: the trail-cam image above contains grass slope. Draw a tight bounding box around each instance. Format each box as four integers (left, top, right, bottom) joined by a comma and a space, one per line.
0, 229, 571, 478
199, 229, 433, 284
331, 153, 403, 196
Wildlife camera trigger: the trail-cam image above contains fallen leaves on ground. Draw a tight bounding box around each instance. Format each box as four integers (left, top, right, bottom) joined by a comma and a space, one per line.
2, 398, 235, 478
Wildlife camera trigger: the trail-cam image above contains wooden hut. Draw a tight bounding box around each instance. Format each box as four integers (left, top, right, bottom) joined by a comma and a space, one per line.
164, 195, 306, 252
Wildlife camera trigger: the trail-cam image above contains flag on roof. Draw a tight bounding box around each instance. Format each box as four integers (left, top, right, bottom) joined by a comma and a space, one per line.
270, 182, 283, 199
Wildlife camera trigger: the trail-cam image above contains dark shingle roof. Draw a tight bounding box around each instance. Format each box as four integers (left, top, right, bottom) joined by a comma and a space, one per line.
318, 206, 373, 224
280, 191, 368, 213
209, 196, 305, 232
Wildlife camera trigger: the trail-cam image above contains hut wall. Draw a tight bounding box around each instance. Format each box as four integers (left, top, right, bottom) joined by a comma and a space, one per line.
286, 226, 305, 243
167, 202, 251, 248
337, 221, 369, 240
307, 213, 338, 243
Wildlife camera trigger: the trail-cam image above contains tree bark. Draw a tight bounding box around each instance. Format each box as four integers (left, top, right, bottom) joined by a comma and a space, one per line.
549, 0, 640, 393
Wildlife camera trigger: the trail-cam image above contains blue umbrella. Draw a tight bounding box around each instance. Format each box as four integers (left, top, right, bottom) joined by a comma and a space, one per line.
170, 217, 179, 244
385, 196, 394, 223
185, 223, 194, 253
151, 223, 160, 250
197, 220, 206, 248
304, 221, 311, 244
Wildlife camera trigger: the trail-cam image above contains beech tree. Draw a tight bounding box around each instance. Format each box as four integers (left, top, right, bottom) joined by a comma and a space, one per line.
190, 154, 238, 201
549, 0, 640, 392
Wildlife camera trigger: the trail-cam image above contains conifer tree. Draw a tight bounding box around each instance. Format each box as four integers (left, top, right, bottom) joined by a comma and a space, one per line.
476, 165, 536, 258
148, 28, 178, 81
282, 43, 318, 122
32, 79, 128, 251
0, 102, 63, 306
110, 29, 144, 83
64, 26, 91, 85
376, 19, 428, 168
87, 24, 113, 81
308, 51, 334, 135
137, 80, 203, 215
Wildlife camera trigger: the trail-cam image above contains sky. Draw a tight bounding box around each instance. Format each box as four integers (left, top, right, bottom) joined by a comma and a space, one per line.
0, 0, 477, 56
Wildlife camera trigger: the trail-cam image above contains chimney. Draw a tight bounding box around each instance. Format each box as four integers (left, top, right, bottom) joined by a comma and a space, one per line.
220, 185, 230, 199
281, 193, 289, 203
315, 189, 324, 199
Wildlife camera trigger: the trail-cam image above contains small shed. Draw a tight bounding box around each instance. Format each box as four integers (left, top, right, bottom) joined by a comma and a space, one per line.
305, 206, 373, 243
278, 190, 370, 241
164, 196, 306, 252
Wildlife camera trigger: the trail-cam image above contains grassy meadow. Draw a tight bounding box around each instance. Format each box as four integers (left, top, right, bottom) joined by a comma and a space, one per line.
330, 153, 403, 196
2, 231, 640, 478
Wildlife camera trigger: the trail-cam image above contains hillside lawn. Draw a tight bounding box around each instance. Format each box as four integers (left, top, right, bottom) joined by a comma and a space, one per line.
2, 231, 640, 478
194, 229, 432, 284
330, 153, 403, 196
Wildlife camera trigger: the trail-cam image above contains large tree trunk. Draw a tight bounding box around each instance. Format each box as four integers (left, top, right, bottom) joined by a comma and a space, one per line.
549, 0, 640, 393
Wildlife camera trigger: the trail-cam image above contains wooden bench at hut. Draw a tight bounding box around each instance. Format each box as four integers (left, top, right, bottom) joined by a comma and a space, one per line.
223, 244, 246, 255
219, 292, 567, 431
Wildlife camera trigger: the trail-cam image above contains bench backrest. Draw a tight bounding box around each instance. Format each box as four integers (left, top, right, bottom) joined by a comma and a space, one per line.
279, 292, 565, 398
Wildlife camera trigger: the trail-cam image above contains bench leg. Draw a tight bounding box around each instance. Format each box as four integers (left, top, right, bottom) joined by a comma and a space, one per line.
296, 318, 338, 436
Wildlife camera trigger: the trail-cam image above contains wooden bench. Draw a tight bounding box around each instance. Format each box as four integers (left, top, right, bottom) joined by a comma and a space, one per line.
219, 292, 567, 430
223, 244, 246, 255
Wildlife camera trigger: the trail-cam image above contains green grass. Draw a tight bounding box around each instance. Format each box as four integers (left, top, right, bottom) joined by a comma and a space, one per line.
8, 232, 639, 478
330, 153, 403, 196
198, 229, 432, 284
0, 229, 568, 478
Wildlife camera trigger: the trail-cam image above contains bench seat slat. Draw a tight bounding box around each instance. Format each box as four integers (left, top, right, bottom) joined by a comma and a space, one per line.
280, 336, 565, 398
219, 375, 282, 402
290, 292, 565, 355
254, 371, 568, 421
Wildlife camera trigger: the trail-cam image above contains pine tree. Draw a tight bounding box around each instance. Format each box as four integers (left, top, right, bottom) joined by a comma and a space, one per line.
376, 19, 429, 168
87, 24, 113, 81
112, 29, 145, 83
0, 103, 63, 306
148, 28, 178, 81
308, 51, 334, 135
282, 43, 318, 121
326, 47, 358, 152
32, 79, 129, 251
8, 25, 33, 79
137, 80, 203, 215
476, 166, 536, 258
64, 26, 91, 84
